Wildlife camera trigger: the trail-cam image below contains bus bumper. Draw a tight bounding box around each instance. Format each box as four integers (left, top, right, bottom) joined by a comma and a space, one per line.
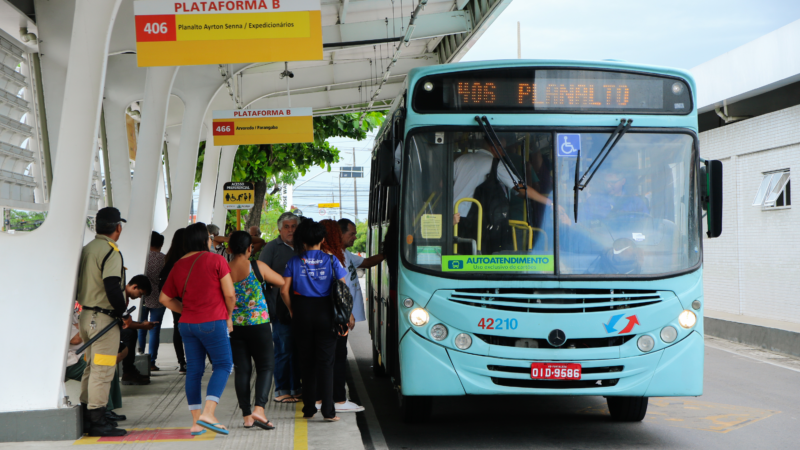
400, 330, 703, 397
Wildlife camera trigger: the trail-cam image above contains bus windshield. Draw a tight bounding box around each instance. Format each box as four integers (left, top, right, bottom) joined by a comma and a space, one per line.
401, 130, 701, 277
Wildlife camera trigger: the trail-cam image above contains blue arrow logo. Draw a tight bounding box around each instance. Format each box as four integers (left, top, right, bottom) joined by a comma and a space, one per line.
604, 314, 624, 333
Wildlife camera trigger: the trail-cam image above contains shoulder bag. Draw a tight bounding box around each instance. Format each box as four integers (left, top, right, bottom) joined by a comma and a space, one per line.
328, 255, 353, 335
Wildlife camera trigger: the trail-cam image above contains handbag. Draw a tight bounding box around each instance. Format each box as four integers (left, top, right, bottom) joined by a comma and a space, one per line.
250, 260, 283, 323
328, 255, 353, 335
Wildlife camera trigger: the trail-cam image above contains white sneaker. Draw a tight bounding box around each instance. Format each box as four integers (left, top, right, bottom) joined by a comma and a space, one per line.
335, 400, 365, 412
315, 403, 321, 409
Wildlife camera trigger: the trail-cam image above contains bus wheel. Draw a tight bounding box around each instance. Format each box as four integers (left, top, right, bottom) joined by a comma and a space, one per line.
606, 396, 648, 422
398, 393, 432, 424
372, 344, 387, 377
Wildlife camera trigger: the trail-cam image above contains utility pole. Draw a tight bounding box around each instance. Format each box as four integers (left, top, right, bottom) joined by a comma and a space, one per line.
353, 148, 358, 222
338, 175, 342, 220
517, 22, 521, 59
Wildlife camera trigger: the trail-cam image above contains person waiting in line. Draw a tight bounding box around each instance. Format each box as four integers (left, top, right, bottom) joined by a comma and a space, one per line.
160, 223, 236, 436
64, 305, 126, 427
258, 212, 302, 403
159, 228, 188, 373
281, 219, 348, 422
311, 219, 383, 413
119, 275, 156, 385
248, 225, 267, 253
138, 231, 167, 372
208, 224, 230, 262
227, 231, 285, 430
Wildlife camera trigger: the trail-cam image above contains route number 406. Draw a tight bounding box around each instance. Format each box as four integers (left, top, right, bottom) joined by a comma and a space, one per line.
143, 22, 169, 34
477, 318, 518, 330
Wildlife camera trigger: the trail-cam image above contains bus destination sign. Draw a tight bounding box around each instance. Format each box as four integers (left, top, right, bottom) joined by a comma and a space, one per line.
413, 68, 691, 114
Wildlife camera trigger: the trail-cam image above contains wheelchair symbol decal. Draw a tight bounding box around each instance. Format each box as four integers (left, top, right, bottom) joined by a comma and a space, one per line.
557, 134, 581, 157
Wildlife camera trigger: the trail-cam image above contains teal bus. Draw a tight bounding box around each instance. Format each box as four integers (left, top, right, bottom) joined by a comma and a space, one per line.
366, 60, 722, 423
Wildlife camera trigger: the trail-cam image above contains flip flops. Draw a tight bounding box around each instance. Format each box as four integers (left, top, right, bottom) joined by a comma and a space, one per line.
253, 420, 276, 430
196, 420, 229, 435
190, 429, 206, 436
273, 397, 299, 403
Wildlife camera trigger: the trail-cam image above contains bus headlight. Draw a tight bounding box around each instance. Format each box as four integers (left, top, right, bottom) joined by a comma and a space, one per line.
455, 333, 472, 350
660, 326, 678, 343
409, 308, 429, 326
403, 298, 414, 308
430, 324, 448, 341
679, 310, 697, 329
692, 300, 701, 310
637, 335, 655, 352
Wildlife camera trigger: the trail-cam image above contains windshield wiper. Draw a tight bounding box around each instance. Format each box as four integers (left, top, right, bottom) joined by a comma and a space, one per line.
475, 116, 525, 189
572, 118, 633, 222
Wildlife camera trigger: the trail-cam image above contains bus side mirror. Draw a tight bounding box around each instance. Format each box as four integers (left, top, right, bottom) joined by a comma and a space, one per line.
701, 159, 723, 238
377, 140, 399, 186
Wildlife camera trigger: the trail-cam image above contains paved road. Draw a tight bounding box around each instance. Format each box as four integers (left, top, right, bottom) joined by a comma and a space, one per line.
348, 326, 800, 450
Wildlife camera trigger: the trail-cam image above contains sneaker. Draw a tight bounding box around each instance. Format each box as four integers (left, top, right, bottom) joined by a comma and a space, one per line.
335, 401, 365, 413
121, 372, 150, 385
150, 365, 160, 372
178, 363, 187, 374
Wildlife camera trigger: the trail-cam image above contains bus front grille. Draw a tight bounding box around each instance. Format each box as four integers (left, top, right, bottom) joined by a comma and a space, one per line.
491, 377, 621, 389
475, 334, 635, 348
448, 288, 664, 313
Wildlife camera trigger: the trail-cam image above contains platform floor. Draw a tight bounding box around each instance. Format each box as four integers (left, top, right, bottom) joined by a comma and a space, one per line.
1, 344, 364, 449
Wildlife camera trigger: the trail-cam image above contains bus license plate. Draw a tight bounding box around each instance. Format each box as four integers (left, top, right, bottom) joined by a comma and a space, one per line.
531, 363, 582, 380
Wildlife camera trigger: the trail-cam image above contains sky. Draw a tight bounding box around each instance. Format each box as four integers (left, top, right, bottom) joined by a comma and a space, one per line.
292, 0, 800, 223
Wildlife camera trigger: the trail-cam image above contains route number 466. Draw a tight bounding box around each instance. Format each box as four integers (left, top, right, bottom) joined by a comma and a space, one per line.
216, 125, 231, 133
143, 22, 169, 34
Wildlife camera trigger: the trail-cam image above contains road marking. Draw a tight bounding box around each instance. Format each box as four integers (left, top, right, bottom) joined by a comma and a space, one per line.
294, 402, 308, 450
347, 341, 389, 450
579, 399, 780, 434
705, 336, 800, 374
73, 428, 216, 445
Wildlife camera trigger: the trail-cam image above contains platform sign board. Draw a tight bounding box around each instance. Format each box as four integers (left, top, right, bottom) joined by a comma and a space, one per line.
133, 0, 322, 67
223, 181, 255, 210
212, 108, 313, 145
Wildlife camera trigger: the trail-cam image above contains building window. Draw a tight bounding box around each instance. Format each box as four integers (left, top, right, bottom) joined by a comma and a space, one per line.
753, 170, 791, 208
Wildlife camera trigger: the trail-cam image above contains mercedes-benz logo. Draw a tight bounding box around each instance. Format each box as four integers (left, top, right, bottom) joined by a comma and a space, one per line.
548, 329, 567, 347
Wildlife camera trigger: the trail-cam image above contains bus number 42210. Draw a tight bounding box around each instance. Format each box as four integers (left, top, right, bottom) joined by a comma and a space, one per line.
478, 318, 518, 330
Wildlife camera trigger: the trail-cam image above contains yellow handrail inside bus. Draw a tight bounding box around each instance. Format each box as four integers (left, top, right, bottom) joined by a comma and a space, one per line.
413, 192, 440, 228
454, 198, 482, 254
508, 220, 548, 252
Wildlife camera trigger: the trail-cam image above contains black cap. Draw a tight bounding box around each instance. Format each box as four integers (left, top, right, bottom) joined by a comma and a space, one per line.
96, 207, 126, 223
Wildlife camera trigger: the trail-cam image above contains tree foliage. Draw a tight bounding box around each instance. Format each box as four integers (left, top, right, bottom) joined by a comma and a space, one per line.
352, 220, 369, 254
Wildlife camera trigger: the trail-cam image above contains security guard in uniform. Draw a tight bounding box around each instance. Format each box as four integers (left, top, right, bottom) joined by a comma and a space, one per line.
76, 207, 131, 437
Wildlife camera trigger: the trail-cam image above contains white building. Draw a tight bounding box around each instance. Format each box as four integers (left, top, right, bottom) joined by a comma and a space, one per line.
694, 19, 800, 328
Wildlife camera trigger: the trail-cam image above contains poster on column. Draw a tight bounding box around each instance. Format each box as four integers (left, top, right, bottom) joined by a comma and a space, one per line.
133, 0, 322, 67
212, 108, 313, 145
223, 182, 255, 210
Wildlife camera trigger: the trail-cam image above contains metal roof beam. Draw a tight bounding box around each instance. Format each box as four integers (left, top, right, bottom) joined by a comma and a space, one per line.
323, 10, 472, 48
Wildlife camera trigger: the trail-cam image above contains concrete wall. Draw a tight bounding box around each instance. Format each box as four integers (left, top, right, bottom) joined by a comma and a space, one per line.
700, 103, 800, 325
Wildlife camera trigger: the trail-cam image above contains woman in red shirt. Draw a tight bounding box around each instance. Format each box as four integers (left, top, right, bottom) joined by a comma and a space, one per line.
160, 223, 236, 436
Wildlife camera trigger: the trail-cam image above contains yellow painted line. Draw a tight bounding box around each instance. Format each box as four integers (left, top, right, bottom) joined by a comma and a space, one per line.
294, 401, 308, 450
73, 427, 215, 445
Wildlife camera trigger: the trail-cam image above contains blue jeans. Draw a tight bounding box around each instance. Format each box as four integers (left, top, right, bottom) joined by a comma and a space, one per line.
138, 306, 166, 364
179, 320, 233, 409
272, 321, 301, 397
